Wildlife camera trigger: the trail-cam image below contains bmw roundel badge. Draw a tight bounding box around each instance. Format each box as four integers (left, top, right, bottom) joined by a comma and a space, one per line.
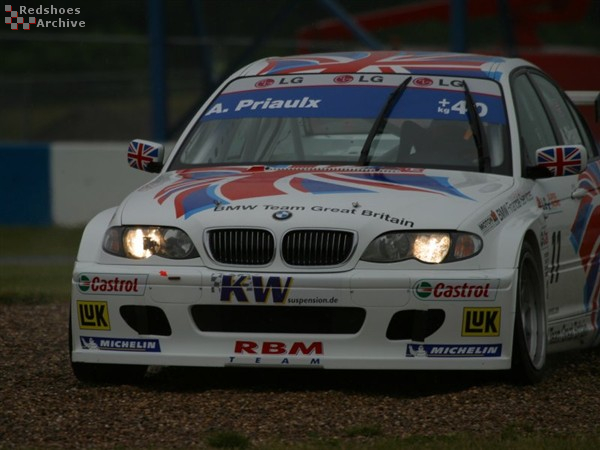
273, 210, 292, 220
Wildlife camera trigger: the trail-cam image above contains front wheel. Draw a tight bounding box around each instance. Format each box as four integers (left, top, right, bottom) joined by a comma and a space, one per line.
511, 240, 547, 384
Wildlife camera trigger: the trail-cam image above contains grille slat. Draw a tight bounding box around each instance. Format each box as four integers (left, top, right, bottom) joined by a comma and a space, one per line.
282, 229, 354, 266
207, 228, 354, 266
207, 229, 274, 265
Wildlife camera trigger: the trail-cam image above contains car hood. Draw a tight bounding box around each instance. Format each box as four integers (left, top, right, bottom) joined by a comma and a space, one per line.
117, 166, 513, 234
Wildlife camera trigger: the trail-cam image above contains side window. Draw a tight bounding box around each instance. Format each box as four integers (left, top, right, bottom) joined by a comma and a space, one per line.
530, 74, 590, 152
512, 74, 557, 164
565, 100, 597, 157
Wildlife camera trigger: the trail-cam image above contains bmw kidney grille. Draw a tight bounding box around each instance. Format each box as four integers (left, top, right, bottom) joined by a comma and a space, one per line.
206, 228, 355, 266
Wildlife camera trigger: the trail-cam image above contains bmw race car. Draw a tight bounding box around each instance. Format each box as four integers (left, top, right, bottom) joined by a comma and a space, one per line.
70, 51, 600, 384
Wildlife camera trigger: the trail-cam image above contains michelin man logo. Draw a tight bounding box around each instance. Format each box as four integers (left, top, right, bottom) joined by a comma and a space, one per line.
81, 337, 99, 350
5, 5, 36, 30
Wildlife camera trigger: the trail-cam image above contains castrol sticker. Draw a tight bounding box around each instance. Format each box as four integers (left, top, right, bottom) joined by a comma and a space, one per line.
413, 279, 499, 301
77, 274, 147, 296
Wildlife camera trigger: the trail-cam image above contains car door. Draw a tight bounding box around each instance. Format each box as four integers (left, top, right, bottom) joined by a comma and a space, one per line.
512, 69, 599, 336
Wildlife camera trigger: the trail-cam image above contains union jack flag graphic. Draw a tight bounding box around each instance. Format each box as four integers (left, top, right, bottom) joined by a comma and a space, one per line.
570, 161, 600, 332
536, 146, 583, 177
154, 166, 472, 219
257, 51, 504, 78
128, 140, 161, 171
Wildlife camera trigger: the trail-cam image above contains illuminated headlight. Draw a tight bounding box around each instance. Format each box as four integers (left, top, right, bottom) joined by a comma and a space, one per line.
103, 226, 199, 259
361, 232, 482, 264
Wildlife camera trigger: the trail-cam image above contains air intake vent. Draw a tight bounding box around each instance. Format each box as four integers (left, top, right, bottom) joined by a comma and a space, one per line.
191, 305, 366, 334
282, 229, 355, 266
120, 305, 172, 336
206, 228, 274, 265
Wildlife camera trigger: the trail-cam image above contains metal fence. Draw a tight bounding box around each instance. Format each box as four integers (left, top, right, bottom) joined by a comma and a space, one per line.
0, 34, 350, 143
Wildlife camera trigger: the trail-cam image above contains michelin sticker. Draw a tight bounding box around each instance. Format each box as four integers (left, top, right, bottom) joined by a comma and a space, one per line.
406, 344, 502, 357
80, 336, 161, 352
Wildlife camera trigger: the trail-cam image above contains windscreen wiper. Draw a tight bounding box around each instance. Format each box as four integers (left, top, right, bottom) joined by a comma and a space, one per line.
358, 76, 412, 165
462, 80, 491, 172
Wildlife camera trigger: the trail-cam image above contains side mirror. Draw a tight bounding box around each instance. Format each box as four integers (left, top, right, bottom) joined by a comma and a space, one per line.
532, 144, 587, 178
127, 139, 164, 173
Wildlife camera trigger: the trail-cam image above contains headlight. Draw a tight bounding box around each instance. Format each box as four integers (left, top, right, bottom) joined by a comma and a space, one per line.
103, 226, 199, 259
361, 231, 482, 264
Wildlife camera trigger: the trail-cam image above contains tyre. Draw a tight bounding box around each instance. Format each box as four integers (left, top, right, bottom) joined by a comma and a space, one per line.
511, 240, 547, 384
71, 360, 148, 385
69, 313, 148, 385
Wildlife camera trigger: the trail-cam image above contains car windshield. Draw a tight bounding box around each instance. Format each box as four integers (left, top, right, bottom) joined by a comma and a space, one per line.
171, 74, 510, 174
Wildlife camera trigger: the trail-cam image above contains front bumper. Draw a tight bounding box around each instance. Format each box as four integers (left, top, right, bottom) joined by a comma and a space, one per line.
71, 262, 517, 370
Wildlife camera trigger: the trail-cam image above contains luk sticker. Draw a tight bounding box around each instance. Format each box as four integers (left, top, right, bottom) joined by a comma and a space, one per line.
462, 307, 501, 336
77, 274, 147, 295
413, 279, 499, 301
77, 301, 110, 330
79, 337, 161, 352
406, 344, 502, 358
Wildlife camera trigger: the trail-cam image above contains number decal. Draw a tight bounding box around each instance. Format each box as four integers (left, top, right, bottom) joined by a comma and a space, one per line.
475, 102, 488, 117
451, 100, 468, 115
450, 100, 488, 118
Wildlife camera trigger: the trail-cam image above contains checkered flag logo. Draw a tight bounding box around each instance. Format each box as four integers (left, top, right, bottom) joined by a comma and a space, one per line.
210, 273, 222, 293
5, 5, 36, 30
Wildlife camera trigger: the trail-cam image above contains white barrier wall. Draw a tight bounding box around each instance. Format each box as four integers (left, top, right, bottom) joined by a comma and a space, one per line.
50, 142, 169, 226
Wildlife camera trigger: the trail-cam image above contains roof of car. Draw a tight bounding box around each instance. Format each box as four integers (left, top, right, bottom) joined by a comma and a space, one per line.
241, 51, 533, 81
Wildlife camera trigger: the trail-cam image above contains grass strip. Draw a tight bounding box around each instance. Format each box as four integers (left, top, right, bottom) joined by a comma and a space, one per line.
0, 226, 83, 256
0, 264, 72, 304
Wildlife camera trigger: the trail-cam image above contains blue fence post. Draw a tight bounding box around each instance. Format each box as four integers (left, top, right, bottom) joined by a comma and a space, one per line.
0, 144, 51, 225
318, 0, 385, 50
148, 0, 167, 141
450, 0, 468, 53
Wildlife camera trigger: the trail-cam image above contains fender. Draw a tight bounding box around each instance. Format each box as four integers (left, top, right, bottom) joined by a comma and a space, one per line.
76, 207, 117, 262
491, 203, 546, 270
478, 201, 546, 325
458, 179, 544, 270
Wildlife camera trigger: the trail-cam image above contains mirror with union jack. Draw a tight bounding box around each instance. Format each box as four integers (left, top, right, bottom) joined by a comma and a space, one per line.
535, 145, 587, 177
127, 139, 164, 173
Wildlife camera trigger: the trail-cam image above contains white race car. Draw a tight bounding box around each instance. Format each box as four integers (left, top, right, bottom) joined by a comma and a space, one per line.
70, 51, 600, 384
